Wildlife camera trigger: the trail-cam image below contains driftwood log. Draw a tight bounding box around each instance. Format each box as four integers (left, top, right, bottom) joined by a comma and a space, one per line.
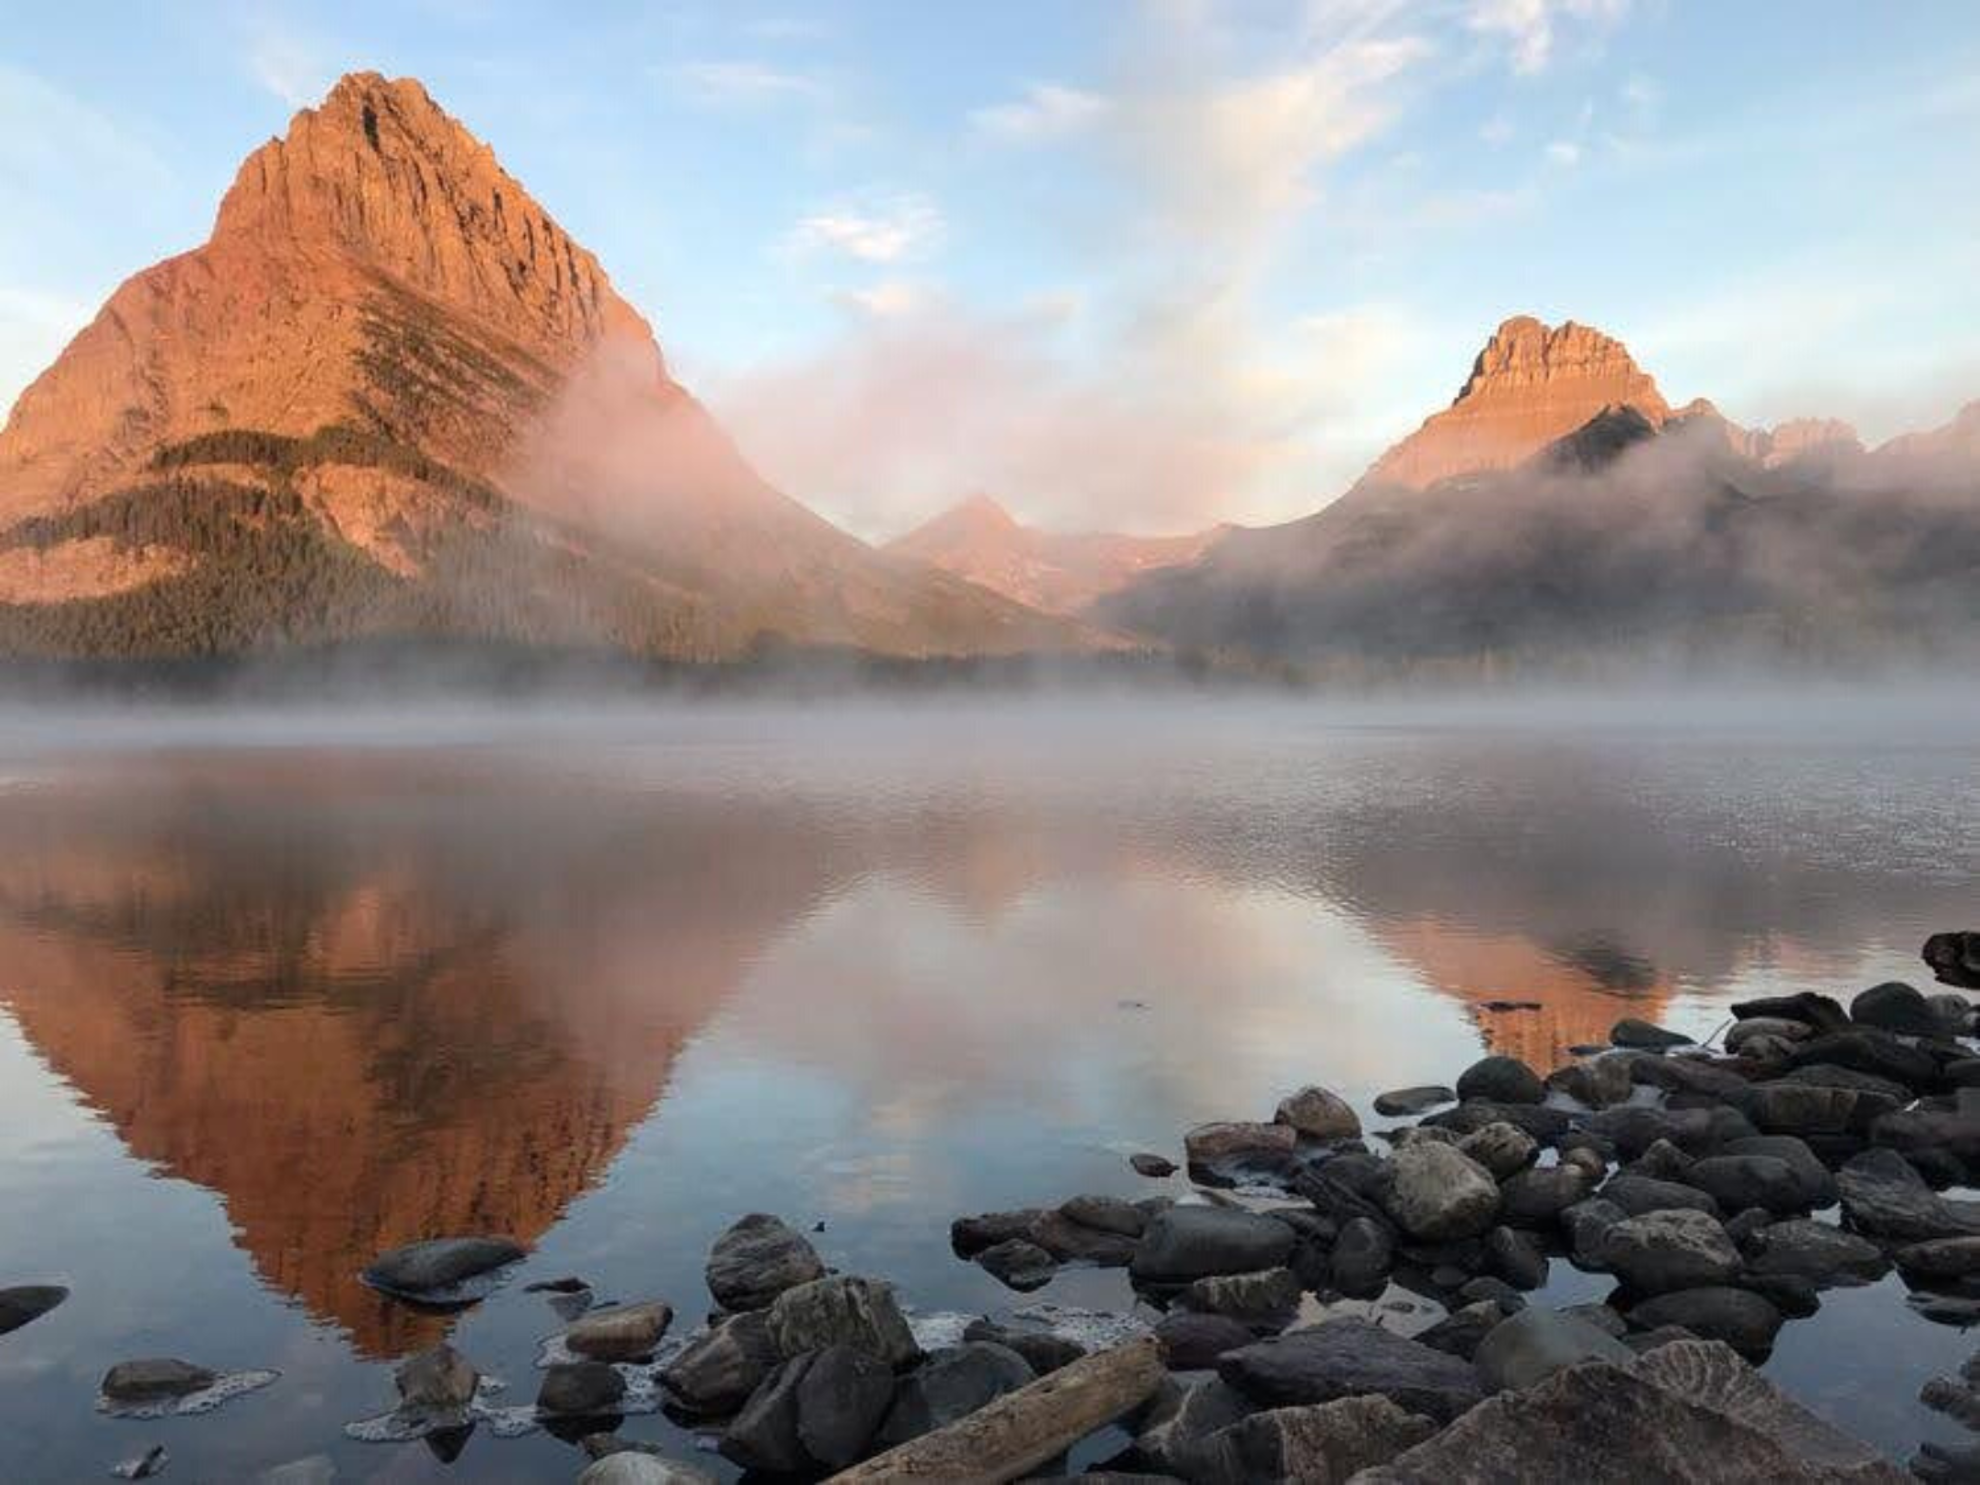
826, 1334, 1165, 1484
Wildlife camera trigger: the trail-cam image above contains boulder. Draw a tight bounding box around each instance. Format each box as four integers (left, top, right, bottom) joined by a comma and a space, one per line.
1719, 1135, 1837, 1209
1217, 1318, 1483, 1423
877, 1342, 1034, 1447
1499, 1166, 1593, 1227
1458, 1122, 1539, 1181
1134, 1377, 1254, 1477
1030, 1209, 1138, 1265
1485, 1226, 1548, 1291
1191, 1395, 1438, 1484
1473, 1306, 1634, 1392
1129, 1206, 1296, 1284
720, 1355, 814, 1474
1749, 1081, 1893, 1137
578, 1455, 717, 1485
1600, 1175, 1719, 1219
1599, 1210, 1741, 1294
0, 1284, 66, 1338
1612, 1019, 1694, 1051
1455, 1055, 1546, 1106
1838, 1148, 1980, 1242
565, 1301, 672, 1363
1184, 1121, 1297, 1178
722, 1344, 896, 1474
1417, 1300, 1510, 1361
1850, 981, 1942, 1037
361, 1235, 524, 1300
961, 1320, 1083, 1377
1274, 1086, 1361, 1141
661, 1310, 781, 1416
1626, 1288, 1783, 1357
1683, 1156, 1809, 1217
538, 1362, 626, 1418
1730, 991, 1851, 1036
1380, 1143, 1501, 1242
766, 1277, 918, 1368
1373, 1085, 1454, 1117
394, 1344, 478, 1413
1179, 1268, 1302, 1328
1154, 1311, 1257, 1371
1788, 1031, 1937, 1092
706, 1214, 825, 1312
101, 1359, 217, 1403
1564, 1199, 1627, 1268
1329, 1216, 1395, 1297
1547, 1056, 1635, 1109
1895, 1236, 1980, 1284
976, 1239, 1056, 1292
950, 1209, 1047, 1258
1924, 931, 1980, 990
1873, 1106, 1980, 1168
1743, 1219, 1888, 1286
1059, 1195, 1147, 1237
1726, 1017, 1812, 1054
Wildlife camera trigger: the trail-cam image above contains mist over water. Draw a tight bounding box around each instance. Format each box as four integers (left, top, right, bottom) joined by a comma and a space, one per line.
0, 691, 1974, 1478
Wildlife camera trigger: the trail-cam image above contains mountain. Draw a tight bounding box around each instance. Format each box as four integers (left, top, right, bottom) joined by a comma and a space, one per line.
885, 493, 1229, 615
1100, 316, 1980, 675
0, 73, 1086, 662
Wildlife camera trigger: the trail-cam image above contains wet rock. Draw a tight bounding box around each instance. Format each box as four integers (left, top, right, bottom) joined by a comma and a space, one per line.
1781, 1060, 1914, 1103
976, 1238, 1057, 1292
951, 1209, 1047, 1258
1473, 1306, 1634, 1393
360, 1235, 524, 1300
0, 1284, 66, 1337
706, 1214, 825, 1313
1059, 1195, 1147, 1238
1560, 1302, 1628, 1337
1743, 1219, 1888, 1286
1154, 1311, 1256, 1371
1547, 1055, 1636, 1109
1725, 1017, 1812, 1054
394, 1344, 478, 1413
1734, 1270, 1819, 1319
1720, 1135, 1838, 1210
1788, 1030, 1937, 1092
1730, 991, 1851, 1036
1683, 1156, 1809, 1217
538, 1362, 626, 1418
766, 1276, 918, 1368
1381, 1143, 1501, 1241
1612, 1019, 1695, 1051
1130, 1152, 1178, 1178
1599, 1210, 1741, 1294
566, 1301, 672, 1363
1458, 1122, 1539, 1181
1586, 1105, 1734, 1160
1921, 1376, 1980, 1430
1179, 1268, 1302, 1328
1600, 1174, 1720, 1219
1851, 980, 1942, 1037
720, 1355, 813, 1474
661, 1309, 780, 1416
1355, 1339, 1903, 1484
794, 1344, 896, 1470
1184, 1120, 1297, 1171
1925, 931, 1980, 990
1902, 1144, 1971, 1191
1329, 1216, 1395, 1297
1930, 995, 1977, 1035
1424, 1100, 1573, 1142
1030, 1209, 1138, 1266
1218, 1318, 1482, 1423
1749, 1080, 1893, 1137
578, 1454, 718, 1485
1417, 1300, 1509, 1361
1374, 1085, 1454, 1117
1913, 1438, 1980, 1485
1129, 1206, 1297, 1284
1626, 1288, 1783, 1357
1874, 1106, 1980, 1168
1274, 1085, 1361, 1141
1134, 1377, 1254, 1477
877, 1342, 1034, 1447
1626, 1138, 1694, 1183
1192, 1395, 1439, 1484
101, 1359, 218, 1404
1485, 1227, 1548, 1290
1564, 1198, 1626, 1267
1499, 1166, 1593, 1228
1457, 1276, 1524, 1310
1896, 1236, 1980, 1284
1455, 1055, 1546, 1106
1838, 1148, 1980, 1242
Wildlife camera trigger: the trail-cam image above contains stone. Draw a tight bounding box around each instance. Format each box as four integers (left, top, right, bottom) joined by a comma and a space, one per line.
1547, 1055, 1637, 1109
1485, 1226, 1548, 1290
1600, 1210, 1741, 1294
1612, 1019, 1694, 1051
1929, 995, 1976, 1034
1473, 1306, 1634, 1392
1154, 1310, 1257, 1370
1726, 1017, 1812, 1053
1029, 1210, 1137, 1266
538, 1362, 626, 1418
1184, 1121, 1298, 1181
1838, 1149, 1980, 1242
976, 1239, 1057, 1292
1059, 1195, 1147, 1238
1218, 1318, 1483, 1423
1130, 1153, 1178, 1178
1329, 1216, 1395, 1297
1850, 980, 1942, 1036
1600, 1175, 1720, 1219
1192, 1395, 1438, 1484
1627, 1288, 1783, 1357
720, 1355, 814, 1474
1458, 1122, 1539, 1181
1683, 1156, 1809, 1217
1925, 931, 1980, 990
1564, 1198, 1627, 1267
1873, 1106, 1980, 1168
361, 1235, 524, 1299
565, 1301, 672, 1362
1179, 1268, 1302, 1328
1788, 1031, 1937, 1091
1134, 1377, 1254, 1477
706, 1214, 825, 1312
795, 1345, 896, 1471
0, 1284, 67, 1338
1455, 1055, 1546, 1106
1425, 1100, 1573, 1142
1730, 991, 1851, 1036
661, 1310, 780, 1416
1895, 1236, 1980, 1283
766, 1277, 918, 1368
1458, 1276, 1524, 1309
1274, 1085, 1361, 1141
394, 1343, 478, 1413
1626, 1138, 1695, 1183
877, 1342, 1034, 1447
1499, 1166, 1593, 1227
1417, 1300, 1509, 1361
1749, 1081, 1891, 1137
1381, 1143, 1501, 1241
951, 1209, 1047, 1258
578, 1455, 717, 1485
1720, 1135, 1838, 1210
1355, 1339, 1904, 1483
1914, 1439, 1980, 1484
1743, 1219, 1888, 1285
101, 1359, 218, 1403
1129, 1206, 1297, 1284
1374, 1085, 1454, 1117
1781, 1061, 1913, 1104
1561, 1303, 1629, 1337
1585, 1106, 1729, 1160
960, 1320, 1084, 1377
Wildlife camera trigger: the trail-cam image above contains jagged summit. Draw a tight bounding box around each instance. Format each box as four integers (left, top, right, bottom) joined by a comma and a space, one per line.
1364, 315, 1672, 490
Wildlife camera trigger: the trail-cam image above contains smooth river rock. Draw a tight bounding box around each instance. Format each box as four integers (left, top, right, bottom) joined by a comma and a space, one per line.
1600, 1210, 1741, 1294
1217, 1318, 1483, 1423
1374, 1085, 1454, 1117
1627, 1288, 1785, 1357
1381, 1143, 1501, 1241
1473, 1306, 1634, 1392
538, 1362, 626, 1418
1455, 1055, 1547, 1106
394, 1343, 478, 1413
1744, 1219, 1889, 1286
1129, 1206, 1296, 1284
566, 1301, 673, 1362
706, 1214, 825, 1313
1275, 1085, 1361, 1141
101, 1359, 218, 1404
361, 1235, 524, 1299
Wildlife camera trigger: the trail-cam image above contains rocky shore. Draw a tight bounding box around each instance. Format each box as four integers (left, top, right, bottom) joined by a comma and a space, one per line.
20, 932, 1980, 1480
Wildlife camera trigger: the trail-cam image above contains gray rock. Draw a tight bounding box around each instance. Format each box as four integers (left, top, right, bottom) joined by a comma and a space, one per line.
1154, 1311, 1256, 1370
1896, 1236, 1980, 1283
1499, 1166, 1594, 1227
1564, 1198, 1626, 1267
877, 1342, 1034, 1447
1184, 1121, 1298, 1184
577, 1455, 717, 1485
1456, 1055, 1546, 1106
394, 1344, 478, 1413
1474, 1306, 1634, 1392
1134, 1377, 1254, 1477
976, 1238, 1056, 1292
1873, 1106, 1980, 1168
1838, 1148, 1980, 1242
1130, 1206, 1297, 1284
1547, 1056, 1636, 1109
1275, 1085, 1361, 1141
1600, 1174, 1719, 1218
706, 1214, 825, 1313
566, 1301, 672, 1362
1374, 1085, 1454, 1117
1749, 1082, 1892, 1137
0, 1284, 66, 1338
1744, 1219, 1888, 1286
1381, 1143, 1501, 1241
1425, 1100, 1573, 1142
1417, 1300, 1509, 1362
1130, 1152, 1178, 1178
1179, 1267, 1302, 1327
1329, 1216, 1394, 1297
1850, 980, 1941, 1036
950, 1209, 1047, 1257
766, 1276, 918, 1367
1788, 1030, 1937, 1092
961, 1319, 1084, 1376
1485, 1226, 1548, 1290
1217, 1318, 1483, 1423
1192, 1395, 1438, 1484
538, 1362, 626, 1418
1626, 1138, 1695, 1183
1721, 1135, 1838, 1209
795, 1344, 896, 1470
1731, 991, 1852, 1035
1627, 1288, 1784, 1357
1726, 1017, 1813, 1053
1059, 1194, 1147, 1237
1925, 931, 1980, 991
1600, 1210, 1741, 1294
660, 1310, 779, 1416
1612, 1019, 1695, 1051
720, 1354, 813, 1474
1560, 1302, 1629, 1337
1030, 1209, 1138, 1265
101, 1359, 217, 1404
1458, 1122, 1539, 1181
1684, 1156, 1809, 1216
360, 1236, 524, 1299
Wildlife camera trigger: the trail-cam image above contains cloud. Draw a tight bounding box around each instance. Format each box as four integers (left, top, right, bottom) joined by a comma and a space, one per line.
1465, 0, 1630, 76
666, 59, 825, 109
970, 83, 1110, 143
834, 280, 928, 318
1545, 139, 1581, 165
247, 25, 337, 109
789, 194, 944, 264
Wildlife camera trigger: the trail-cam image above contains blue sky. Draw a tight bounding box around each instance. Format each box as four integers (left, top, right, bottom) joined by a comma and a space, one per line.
4, 1, 1979, 536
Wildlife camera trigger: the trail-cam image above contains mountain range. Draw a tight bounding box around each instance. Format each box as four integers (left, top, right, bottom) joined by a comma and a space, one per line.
2, 72, 1976, 678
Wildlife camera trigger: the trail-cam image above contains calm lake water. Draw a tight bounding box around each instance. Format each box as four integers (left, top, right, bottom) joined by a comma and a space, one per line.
0, 695, 1974, 1481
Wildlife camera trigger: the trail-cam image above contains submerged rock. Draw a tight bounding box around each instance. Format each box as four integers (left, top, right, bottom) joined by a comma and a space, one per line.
976, 1238, 1056, 1292
538, 1362, 626, 1418
1218, 1318, 1483, 1423
393, 1344, 478, 1413
360, 1236, 524, 1301
1129, 1206, 1296, 1284
706, 1214, 825, 1313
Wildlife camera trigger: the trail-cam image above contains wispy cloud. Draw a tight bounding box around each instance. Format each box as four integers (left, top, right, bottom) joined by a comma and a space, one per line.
789, 194, 944, 264
1466, 0, 1630, 76
245, 21, 340, 109
667, 59, 825, 109
970, 82, 1110, 143
1545, 138, 1581, 165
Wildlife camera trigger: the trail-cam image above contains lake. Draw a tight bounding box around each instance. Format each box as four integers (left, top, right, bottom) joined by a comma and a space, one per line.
0, 694, 1973, 1481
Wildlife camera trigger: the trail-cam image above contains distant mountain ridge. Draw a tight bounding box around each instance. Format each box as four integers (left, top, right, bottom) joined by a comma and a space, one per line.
885, 493, 1228, 615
